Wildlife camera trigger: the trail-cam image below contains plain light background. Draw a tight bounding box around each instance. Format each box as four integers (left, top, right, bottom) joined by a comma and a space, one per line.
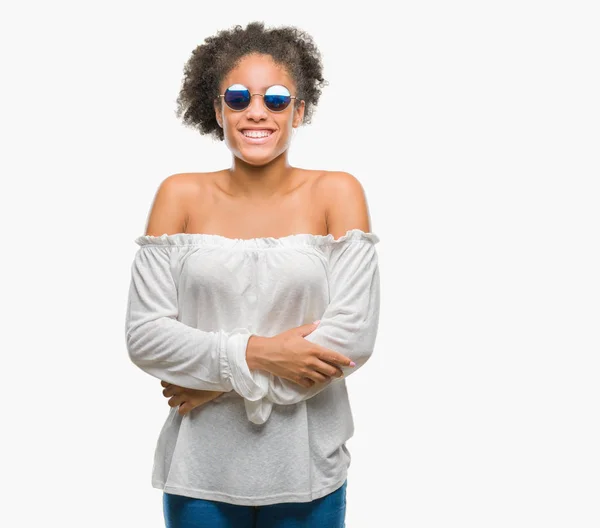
2, 1, 599, 527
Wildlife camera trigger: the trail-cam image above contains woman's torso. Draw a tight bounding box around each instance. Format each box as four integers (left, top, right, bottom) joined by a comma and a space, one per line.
148, 167, 355, 505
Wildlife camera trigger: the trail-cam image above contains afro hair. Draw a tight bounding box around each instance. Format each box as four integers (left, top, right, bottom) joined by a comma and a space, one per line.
175, 21, 327, 141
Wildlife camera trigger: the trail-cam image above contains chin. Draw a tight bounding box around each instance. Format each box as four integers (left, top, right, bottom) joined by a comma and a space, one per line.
239, 155, 275, 167
236, 146, 286, 166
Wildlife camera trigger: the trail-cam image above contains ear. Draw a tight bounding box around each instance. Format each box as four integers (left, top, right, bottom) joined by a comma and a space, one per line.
214, 98, 223, 128
292, 99, 305, 128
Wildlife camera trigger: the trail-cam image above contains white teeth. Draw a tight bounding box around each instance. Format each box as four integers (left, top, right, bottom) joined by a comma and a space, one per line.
242, 130, 273, 138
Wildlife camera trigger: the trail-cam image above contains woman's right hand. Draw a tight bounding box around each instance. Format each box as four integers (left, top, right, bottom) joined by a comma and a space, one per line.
246, 321, 355, 388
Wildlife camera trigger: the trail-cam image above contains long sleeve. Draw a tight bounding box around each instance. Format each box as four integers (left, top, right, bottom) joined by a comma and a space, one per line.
124, 243, 268, 403
245, 231, 381, 423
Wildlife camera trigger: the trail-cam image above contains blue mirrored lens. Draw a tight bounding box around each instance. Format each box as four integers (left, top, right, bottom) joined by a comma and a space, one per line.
224, 84, 250, 110
264, 85, 292, 111
264, 95, 291, 110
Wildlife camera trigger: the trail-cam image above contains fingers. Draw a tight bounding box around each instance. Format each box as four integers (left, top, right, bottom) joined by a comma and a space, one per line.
167, 393, 185, 408
315, 361, 344, 379
295, 376, 315, 388
298, 320, 321, 337
162, 385, 177, 397
317, 348, 355, 368
304, 370, 330, 384
160, 384, 220, 416
166, 390, 224, 414
296, 357, 346, 387
299, 362, 341, 385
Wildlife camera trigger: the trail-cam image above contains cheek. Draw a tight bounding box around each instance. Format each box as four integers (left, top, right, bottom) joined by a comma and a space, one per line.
222, 118, 239, 139
277, 115, 294, 134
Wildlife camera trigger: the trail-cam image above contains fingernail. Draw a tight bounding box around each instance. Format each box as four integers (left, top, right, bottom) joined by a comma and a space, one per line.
313, 320, 321, 325
350, 361, 356, 367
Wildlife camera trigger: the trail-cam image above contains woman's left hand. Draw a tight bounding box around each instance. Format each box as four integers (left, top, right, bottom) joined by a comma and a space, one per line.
160, 380, 224, 416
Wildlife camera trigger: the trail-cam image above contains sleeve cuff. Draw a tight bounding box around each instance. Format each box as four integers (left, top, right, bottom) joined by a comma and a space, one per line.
220, 328, 269, 402
244, 394, 273, 425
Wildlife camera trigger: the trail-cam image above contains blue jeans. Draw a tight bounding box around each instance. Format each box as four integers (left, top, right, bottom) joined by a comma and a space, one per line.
163, 480, 347, 527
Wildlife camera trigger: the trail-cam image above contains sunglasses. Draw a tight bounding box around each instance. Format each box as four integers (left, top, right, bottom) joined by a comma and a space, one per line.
217, 84, 298, 112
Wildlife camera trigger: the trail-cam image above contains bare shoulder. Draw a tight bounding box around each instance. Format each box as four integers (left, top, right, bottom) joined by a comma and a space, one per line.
314, 171, 366, 200
314, 171, 372, 239
144, 173, 208, 236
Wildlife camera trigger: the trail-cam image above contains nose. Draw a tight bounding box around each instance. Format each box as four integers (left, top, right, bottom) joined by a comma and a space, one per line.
245, 93, 268, 121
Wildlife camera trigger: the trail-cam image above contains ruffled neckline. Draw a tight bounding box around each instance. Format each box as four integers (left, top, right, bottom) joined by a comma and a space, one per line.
134, 228, 379, 249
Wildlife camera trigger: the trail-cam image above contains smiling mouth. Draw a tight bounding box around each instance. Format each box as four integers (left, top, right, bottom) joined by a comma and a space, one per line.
239, 129, 275, 144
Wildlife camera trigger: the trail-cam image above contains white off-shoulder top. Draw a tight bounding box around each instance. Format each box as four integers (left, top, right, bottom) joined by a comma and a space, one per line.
124, 228, 381, 505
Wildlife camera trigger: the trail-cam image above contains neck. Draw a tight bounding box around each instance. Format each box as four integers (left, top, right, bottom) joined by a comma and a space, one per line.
226, 151, 297, 199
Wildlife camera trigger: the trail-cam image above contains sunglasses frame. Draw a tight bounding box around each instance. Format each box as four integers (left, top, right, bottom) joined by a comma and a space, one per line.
216, 84, 299, 113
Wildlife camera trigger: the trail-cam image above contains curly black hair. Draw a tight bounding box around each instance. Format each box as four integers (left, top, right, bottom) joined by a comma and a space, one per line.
175, 21, 327, 141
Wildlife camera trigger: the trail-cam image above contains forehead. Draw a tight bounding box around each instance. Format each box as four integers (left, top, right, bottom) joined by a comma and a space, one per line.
220, 53, 295, 91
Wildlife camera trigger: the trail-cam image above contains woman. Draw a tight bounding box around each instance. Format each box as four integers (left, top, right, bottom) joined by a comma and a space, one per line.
125, 21, 381, 527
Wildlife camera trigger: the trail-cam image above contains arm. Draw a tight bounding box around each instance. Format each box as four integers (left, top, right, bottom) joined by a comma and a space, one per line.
243, 172, 381, 422
267, 231, 380, 404
125, 176, 268, 402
